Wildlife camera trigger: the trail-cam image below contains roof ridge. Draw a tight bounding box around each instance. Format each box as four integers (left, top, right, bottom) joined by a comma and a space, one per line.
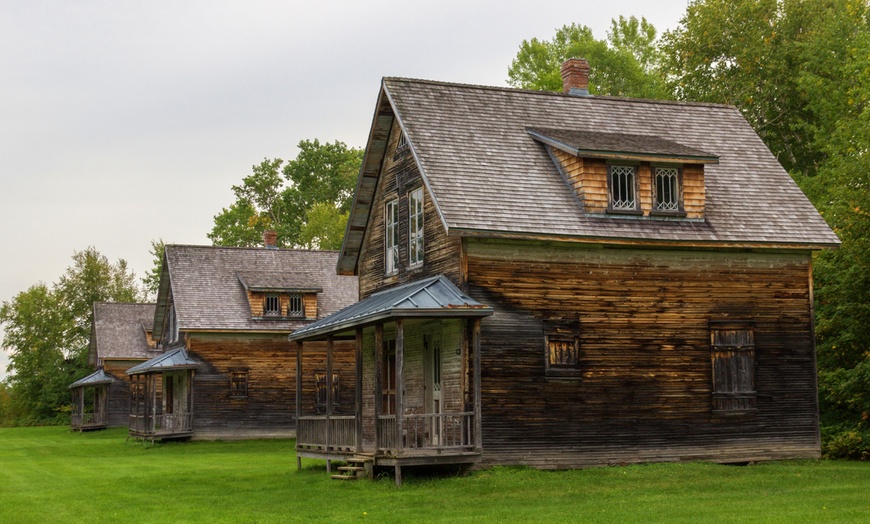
382, 76, 737, 111
165, 244, 340, 254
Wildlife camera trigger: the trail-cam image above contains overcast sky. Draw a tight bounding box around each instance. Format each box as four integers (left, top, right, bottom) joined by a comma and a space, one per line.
0, 1, 690, 378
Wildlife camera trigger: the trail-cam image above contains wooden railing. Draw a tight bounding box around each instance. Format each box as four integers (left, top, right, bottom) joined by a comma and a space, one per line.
71, 412, 106, 428
297, 415, 355, 450
128, 413, 192, 435
378, 412, 474, 453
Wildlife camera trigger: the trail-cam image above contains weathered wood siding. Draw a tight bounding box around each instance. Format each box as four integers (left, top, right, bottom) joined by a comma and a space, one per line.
552, 148, 705, 218
466, 239, 818, 468
102, 359, 146, 427
357, 121, 461, 298
187, 333, 355, 432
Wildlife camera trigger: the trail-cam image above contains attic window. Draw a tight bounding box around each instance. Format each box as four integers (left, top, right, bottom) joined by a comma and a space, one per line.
264, 294, 281, 316
654, 167, 681, 212
287, 294, 304, 317
397, 131, 408, 152
608, 165, 638, 212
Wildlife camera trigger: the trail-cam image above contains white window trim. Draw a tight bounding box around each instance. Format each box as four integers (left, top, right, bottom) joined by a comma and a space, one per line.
607, 164, 639, 212
385, 199, 399, 275
408, 187, 424, 268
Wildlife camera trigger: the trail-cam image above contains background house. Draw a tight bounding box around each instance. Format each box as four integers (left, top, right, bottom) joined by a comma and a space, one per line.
291, 60, 839, 482
131, 240, 358, 440
70, 302, 157, 431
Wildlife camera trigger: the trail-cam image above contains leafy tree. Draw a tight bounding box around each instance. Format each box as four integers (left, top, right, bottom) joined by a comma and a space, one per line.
142, 239, 166, 301
660, 0, 866, 177
209, 139, 363, 250
507, 16, 670, 99
0, 248, 141, 425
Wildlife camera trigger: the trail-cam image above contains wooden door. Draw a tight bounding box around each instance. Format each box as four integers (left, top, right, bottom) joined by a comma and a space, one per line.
424, 332, 443, 444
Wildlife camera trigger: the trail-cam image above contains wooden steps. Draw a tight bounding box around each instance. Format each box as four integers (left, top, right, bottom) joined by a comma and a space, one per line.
329, 457, 372, 481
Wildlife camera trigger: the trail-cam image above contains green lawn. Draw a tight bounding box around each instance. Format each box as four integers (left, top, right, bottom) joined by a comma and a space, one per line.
0, 427, 868, 523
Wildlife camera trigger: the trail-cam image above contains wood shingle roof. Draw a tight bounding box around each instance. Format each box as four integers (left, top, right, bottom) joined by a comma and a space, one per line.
340, 77, 838, 273
159, 245, 358, 334
89, 302, 156, 365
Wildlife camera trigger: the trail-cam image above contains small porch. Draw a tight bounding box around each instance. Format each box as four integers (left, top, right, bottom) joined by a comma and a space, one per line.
69, 368, 113, 432
290, 275, 492, 485
126, 347, 197, 441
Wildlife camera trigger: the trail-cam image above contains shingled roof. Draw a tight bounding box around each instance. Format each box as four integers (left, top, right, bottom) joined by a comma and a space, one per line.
339, 78, 838, 273
154, 245, 358, 337
88, 302, 156, 366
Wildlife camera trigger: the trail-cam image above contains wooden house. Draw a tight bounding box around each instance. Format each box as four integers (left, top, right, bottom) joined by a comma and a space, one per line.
69, 302, 157, 431
129, 242, 358, 441
289, 60, 840, 484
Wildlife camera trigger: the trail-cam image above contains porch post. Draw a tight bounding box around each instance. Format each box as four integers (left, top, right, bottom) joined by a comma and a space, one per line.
326, 335, 334, 464
395, 318, 404, 454
472, 318, 482, 452
354, 327, 363, 452
188, 370, 195, 432
374, 323, 383, 453
295, 340, 303, 471
151, 374, 158, 434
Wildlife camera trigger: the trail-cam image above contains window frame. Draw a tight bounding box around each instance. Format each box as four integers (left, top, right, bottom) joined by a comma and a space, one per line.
652, 165, 685, 215
397, 131, 408, 152
263, 293, 281, 317
229, 370, 248, 398
606, 164, 640, 214
710, 321, 757, 414
408, 186, 424, 268
314, 371, 341, 413
544, 325, 582, 379
286, 293, 304, 318
385, 198, 399, 275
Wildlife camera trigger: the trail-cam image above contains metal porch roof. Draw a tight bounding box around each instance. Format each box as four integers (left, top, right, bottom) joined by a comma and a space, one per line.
126, 347, 198, 375
69, 368, 114, 389
289, 275, 492, 342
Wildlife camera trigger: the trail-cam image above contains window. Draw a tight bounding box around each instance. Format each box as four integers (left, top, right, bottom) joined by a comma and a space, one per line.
230, 371, 248, 397
608, 165, 638, 211
710, 324, 756, 413
315, 372, 340, 413
545, 334, 580, 377
264, 293, 281, 316
385, 199, 399, 274
653, 167, 681, 211
397, 131, 408, 152
409, 187, 424, 267
287, 293, 304, 317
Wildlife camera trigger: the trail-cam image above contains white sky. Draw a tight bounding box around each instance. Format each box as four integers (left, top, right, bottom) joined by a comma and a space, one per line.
0, 0, 690, 379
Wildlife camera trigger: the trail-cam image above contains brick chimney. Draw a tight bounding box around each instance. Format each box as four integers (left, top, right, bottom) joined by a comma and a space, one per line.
263, 229, 278, 249
561, 58, 590, 97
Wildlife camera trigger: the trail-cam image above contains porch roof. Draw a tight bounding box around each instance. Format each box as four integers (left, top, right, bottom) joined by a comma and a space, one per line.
289, 275, 492, 342
126, 347, 198, 375
69, 368, 114, 389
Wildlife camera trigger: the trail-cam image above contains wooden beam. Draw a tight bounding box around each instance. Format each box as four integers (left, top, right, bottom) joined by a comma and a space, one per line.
396, 319, 404, 455
295, 340, 302, 471
472, 318, 482, 452
326, 335, 334, 453
355, 328, 363, 452
374, 323, 384, 453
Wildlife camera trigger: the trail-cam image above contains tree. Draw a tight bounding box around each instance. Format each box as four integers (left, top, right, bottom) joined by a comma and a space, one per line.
142, 239, 166, 301
0, 248, 141, 425
507, 16, 671, 99
660, 0, 866, 177
209, 139, 363, 250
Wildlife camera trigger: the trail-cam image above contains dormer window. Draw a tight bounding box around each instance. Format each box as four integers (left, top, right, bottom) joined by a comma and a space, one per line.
608, 165, 638, 212
654, 167, 681, 212
264, 294, 281, 316
287, 294, 304, 317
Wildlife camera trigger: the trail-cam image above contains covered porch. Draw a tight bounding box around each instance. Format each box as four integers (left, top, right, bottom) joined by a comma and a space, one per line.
126, 347, 198, 441
290, 275, 492, 485
69, 368, 113, 431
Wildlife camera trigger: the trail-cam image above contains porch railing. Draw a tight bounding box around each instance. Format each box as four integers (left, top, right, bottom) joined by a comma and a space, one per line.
297, 415, 356, 451
377, 412, 475, 453
71, 412, 106, 428
128, 412, 192, 435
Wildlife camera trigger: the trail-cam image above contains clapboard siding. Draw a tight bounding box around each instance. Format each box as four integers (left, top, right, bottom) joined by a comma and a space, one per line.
465, 239, 819, 467
188, 333, 355, 431
357, 120, 461, 298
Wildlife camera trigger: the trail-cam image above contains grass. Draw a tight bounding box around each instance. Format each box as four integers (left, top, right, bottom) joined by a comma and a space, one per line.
1, 427, 869, 523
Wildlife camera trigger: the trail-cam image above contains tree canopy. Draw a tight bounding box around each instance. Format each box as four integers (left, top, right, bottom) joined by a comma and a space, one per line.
0, 248, 141, 425
209, 139, 363, 250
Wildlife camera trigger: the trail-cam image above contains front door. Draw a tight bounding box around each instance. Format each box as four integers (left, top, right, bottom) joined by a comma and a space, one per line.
424, 331, 443, 445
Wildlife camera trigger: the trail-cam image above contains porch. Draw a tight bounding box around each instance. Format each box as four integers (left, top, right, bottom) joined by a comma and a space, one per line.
69, 368, 112, 432
126, 346, 197, 441
289, 275, 491, 485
